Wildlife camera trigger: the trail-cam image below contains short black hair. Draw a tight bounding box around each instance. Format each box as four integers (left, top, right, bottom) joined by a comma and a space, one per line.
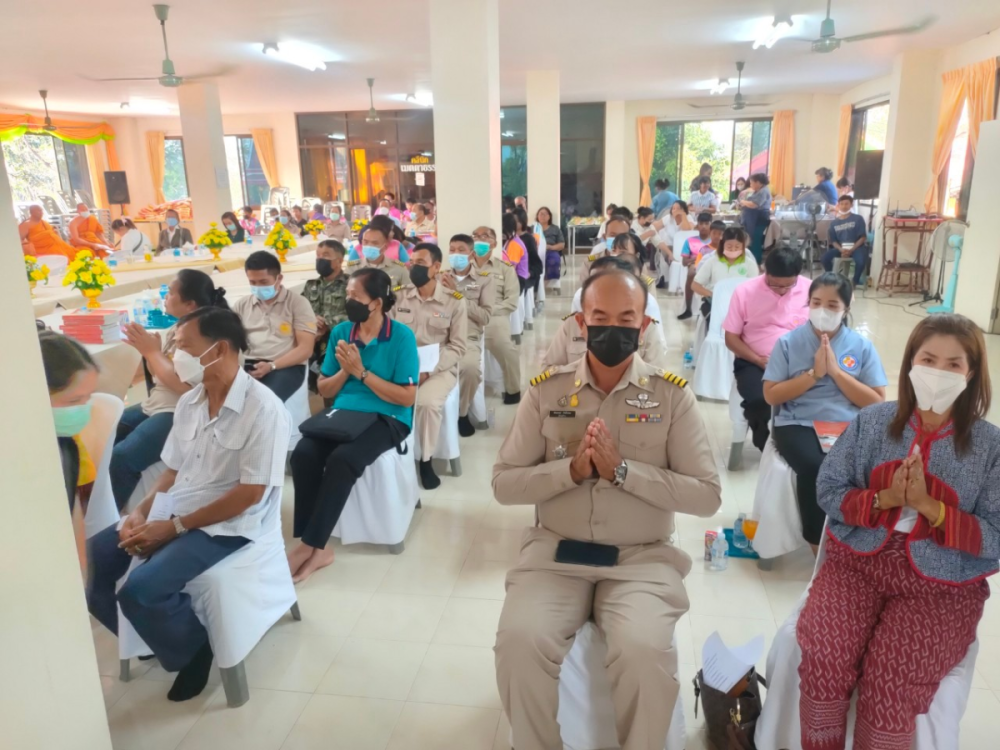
38, 331, 97, 393
595, 251, 642, 276
710, 220, 727, 231
697, 176, 711, 188
764, 246, 804, 278
836, 177, 852, 189
838, 194, 854, 204
606, 203, 618, 213
111, 217, 136, 231
367, 214, 395, 239
653, 179, 665, 190
318, 239, 346, 256
696, 211, 712, 224
612, 206, 634, 222
176, 269, 229, 310
580, 269, 649, 314
351, 268, 396, 314
815, 167, 834, 181
412, 241, 443, 264
450, 233, 474, 249
177, 307, 249, 353
244, 250, 281, 276
636, 207, 654, 219
606, 215, 631, 231
700, 162, 712, 173
750, 172, 769, 186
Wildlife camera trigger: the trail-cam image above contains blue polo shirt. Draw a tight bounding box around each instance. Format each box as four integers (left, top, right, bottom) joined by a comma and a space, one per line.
651, 189, 680, 216
816, 179, 838, 205
829, 213, 868, 247
763, 323, 887, 427
321, 317, 419, 428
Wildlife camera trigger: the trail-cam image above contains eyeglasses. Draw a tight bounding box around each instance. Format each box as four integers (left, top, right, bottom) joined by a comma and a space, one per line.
766, 279, 796, 295
472, 233, 492, 241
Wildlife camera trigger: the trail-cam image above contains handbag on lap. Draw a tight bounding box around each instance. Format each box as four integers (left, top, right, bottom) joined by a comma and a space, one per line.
298, 409, 410, 455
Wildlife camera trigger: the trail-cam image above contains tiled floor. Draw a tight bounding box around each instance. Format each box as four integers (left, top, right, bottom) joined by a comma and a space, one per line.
98, 263, 1000, 749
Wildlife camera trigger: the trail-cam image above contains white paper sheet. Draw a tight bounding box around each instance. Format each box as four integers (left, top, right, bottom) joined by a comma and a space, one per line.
418, 344, 440, 373
700, 632, 765, 693
146, 492, 175, 522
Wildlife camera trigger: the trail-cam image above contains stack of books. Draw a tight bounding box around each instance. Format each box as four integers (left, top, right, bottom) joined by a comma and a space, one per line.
60, 309, 127, 345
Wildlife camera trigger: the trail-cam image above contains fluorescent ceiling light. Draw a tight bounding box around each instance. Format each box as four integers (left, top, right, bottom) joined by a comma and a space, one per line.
327, 133, 345, 140
753, 16, 792, 49
501, 130, 515, 138
262, 42, 327, 71
710, 79, 730, 95
405, 92, 433, 107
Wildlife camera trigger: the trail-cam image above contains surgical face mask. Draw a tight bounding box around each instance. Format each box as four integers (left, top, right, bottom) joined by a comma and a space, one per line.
329, 213, 341, 222
473, 241, 491, 257
315, 258, 334, 277
52, 402, 92, 437
166, 217, 179, 228
172, 343, 220, 386
604, 236, 619, 253
586, 325, 641, 368
79, 210, 91, 219
909, 364, 968, 415
723, 248, 743, 260
376, 207, 390, 216
251, 285, 277, 302
409, 264, 432, 287
279, 216, 289, 225
449, 254, 470, 273
224, 223, 235, 232
362, 244, 382, 261
809, 307, 843, 333
346, 298, 374, 324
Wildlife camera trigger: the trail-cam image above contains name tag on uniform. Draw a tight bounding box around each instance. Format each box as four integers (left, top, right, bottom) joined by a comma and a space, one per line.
572, 336, 584, 342
549, 410, 576, 418
397, 308, 411, 313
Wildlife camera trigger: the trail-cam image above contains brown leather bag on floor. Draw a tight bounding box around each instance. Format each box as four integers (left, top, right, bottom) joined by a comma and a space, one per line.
693, 668, 767, 750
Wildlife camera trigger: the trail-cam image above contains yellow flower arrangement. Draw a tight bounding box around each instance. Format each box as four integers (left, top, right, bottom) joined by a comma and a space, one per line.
303, 219, 326, 238
63, 249, 116, 308
197, 222, 233, 259
264, 222, 298, 262
351, 218, 368, 234
25, 255, 50, 285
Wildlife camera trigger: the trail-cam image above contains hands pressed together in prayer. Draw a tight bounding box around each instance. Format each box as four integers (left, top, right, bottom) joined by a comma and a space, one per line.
570, 418, 624, 484
878, 446, 940, 522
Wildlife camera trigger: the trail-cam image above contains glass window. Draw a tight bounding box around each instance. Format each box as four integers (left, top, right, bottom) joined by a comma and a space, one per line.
501, 106, 527, 200
396, 110, 434, 144
349, 146, 399, 207
162, 137, 189, 201
297, 113, 348, 146
944, 102, 970, 218
346, 111, 398, 145
560, 103, 604, 221
223, 135, 271, 208
651, 123, 681, 196
861, 104, 890, 151
681, 120, 733, 194
63, 142, 92, 202
2, 134, 94, 208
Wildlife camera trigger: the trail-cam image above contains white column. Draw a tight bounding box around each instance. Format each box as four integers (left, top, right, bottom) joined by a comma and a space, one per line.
429, 0, 501, 244
177, 82, 231, 236
603, 100, 626, 207
526, 71, 560, 220
0, 155, 112, 748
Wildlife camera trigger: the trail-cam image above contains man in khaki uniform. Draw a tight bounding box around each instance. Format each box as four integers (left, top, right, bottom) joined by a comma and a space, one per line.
389, 243, 468, 490
493, 270, 721, 750
233, 251, 317, 402
445, 234, 496, 437
578, 215, 631, 282
472, 225, 522, 403
347, 214, 409, 287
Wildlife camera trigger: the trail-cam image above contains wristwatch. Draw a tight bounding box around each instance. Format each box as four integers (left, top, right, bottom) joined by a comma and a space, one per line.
269, 361, 277, 372
873, 491, 883, 511
360, 369, 369, 382
172, 516, 188, 537
807, 368, 819, 381
612, 460, 628, 487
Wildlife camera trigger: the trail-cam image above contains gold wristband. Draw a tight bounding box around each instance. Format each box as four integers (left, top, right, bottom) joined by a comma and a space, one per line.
932, 500, 946, 528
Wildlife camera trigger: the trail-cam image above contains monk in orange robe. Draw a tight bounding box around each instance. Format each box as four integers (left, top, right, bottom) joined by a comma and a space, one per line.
69, 203, 112, 257
19, 204, 78, 260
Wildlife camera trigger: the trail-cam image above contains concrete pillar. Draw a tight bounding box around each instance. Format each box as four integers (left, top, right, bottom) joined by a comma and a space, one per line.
177, 82, 232, 236
0, 154, 112, 749
429, 0, 501, 244
603, 100, 626, 207
526, 71, 561, 221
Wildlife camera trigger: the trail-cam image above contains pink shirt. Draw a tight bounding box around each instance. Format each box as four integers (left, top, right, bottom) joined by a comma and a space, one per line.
722, 274, 811, 359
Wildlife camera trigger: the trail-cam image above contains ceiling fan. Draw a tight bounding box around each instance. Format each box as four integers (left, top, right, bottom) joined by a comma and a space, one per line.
84, 4, 230, 87
38, 90, 57, 131
364, 78, 418, 123
788, 0, 935, 53
689, 62, 771, 111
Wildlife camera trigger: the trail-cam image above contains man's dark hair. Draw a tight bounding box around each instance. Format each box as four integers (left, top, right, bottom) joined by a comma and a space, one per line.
450, 233, 474, 249
696, 211, 712, 224
606, 215, 631, 231
636, 207, 654, 219
611, 206, 634, 222
367, 214, 395, 239
838, 194, 854, 205
764, 246, 804, 278
653, 179, 665, 190
595, 250, 643, 276
177, 307, 249, 353
580, 269, 649, 314
710, 220, 727, 231
318, 239, 346, 256
244, 250, 281, 275
836, 177, 852, 189
413, 241, 443, 264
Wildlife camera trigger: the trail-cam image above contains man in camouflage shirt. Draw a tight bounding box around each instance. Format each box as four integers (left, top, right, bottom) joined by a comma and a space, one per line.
303, 240, 349, 393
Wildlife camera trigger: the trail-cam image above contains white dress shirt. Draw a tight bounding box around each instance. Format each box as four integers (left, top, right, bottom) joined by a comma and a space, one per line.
162, 368, 291, 540
689, 190, 721, 212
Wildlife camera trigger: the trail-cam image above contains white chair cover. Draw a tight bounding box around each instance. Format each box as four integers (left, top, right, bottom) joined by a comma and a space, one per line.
756, 531, 978, 750
118, 514, 296, 669
126, 460, 169, 511
484, 349, 504, 395
692, 277, 747, 400
332, 433, 419, 546
524, 288, 535, 326
511, 296, 525, 336
80, 393, 125, 538
285, 368, 311, 451
36, 254, 69, 276
728, 381, 749, 451
667, 231, 699, 295
469, 346, 489, 426
556, 622, 686, 750
413, 381, 461, 462
750, 436, 805, 560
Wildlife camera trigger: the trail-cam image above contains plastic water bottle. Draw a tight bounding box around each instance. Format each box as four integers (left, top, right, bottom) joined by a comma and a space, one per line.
173, 248, 181, 262
710, 530, 729, 571
246, 234, 253, 246
159, 284, 169, 301
683, 348, 694, 370
733, 514, 749, 550
132, 299, 147, 327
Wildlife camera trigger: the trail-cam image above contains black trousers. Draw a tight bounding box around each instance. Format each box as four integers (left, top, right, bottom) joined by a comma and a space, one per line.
251, 363, 306, 402
733, 358, 770, 451
772, 424, 828, 546
291, 417, 410, 549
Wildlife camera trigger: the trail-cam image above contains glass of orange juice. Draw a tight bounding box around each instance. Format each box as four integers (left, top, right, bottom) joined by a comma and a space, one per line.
742, 516, 759, 550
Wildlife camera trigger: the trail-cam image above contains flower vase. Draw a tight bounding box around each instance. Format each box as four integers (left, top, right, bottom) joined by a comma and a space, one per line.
276, 248, 288, 263
82, 288, 102, 309
209, 246, 222, 261
310, 232, 319, 241
29, 280, 37, 297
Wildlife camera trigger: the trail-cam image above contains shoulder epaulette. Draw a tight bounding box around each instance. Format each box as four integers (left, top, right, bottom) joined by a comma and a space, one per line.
479, 270, 491, 277
561, 312, 575, 321
587, 254, 599, 262
661, 370, 688, 389
643, 275, 655, 287
529, 369, 553, 387
392, 285, 403, 292
346, 259, 360, 266
502, 260, 514, 267
394, 259, 406, 266
451, 290, 464, 300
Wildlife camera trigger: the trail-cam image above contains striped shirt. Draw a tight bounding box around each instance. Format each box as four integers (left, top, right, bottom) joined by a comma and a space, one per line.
162, 368, 290, 540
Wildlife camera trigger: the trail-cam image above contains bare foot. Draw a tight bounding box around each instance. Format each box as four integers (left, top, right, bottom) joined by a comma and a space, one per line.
286, 542, 315, 578
292, 546, 336, 584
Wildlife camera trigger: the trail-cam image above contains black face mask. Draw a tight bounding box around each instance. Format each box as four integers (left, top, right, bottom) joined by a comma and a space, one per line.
585, 325, 641, 367
409, 264, 431, 287
315, 258, 334, 277
346, 299, 373, 324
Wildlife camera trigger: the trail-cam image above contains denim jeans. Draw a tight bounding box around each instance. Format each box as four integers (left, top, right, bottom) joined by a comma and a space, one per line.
821, 245, 869, 285
110, 406, 174, 511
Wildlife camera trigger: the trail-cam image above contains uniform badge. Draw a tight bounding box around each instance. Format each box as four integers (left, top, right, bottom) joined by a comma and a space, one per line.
553, 444, 568, 459
558, 395, 568, 407
574, 378, 582, 387
638, 414, 662, 423
549, 410, 575, 418
625, 393, 660, 410
626, 414, 640, 423
639, 376, 649, 387
572, 336, 585, 342
840, 354, 859, 372
398, 308, 411, 313
279, 321, 292, 335
569, 394, 579, 408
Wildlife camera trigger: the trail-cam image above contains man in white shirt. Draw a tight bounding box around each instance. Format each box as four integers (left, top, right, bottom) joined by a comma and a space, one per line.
86, 307, 291, 703
689, 177, 721, 214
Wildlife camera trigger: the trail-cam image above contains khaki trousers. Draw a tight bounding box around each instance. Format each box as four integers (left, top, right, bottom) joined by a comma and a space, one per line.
459, 337, 483, 417
415, 368, 457, 461
485, 315, 521, 394
495, 528, 688, 750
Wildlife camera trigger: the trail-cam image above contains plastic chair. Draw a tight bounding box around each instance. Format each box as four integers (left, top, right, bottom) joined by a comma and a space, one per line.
413, 381, 462, 476
117, 498, 299, 709
351, 204, 372, 222
727, 381, 750, 470
285, 368, 311, 451
510, 297, 525, 345
749, 433, 804, 564
332, 432, 420, 554
468, 346, 490, 430
484, 349, 504, 396
692, 277, 748, 401
755, 527, 979, 750
268, 187, 290, 207
79, 393, 125, 538
667, 231, 698, 295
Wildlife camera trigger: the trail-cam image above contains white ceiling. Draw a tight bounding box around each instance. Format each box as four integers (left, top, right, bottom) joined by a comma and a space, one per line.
1, 0, 998, 117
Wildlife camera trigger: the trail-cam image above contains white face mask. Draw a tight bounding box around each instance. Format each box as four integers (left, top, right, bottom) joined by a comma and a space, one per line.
908, 364, 968, 414
809, 307, 843, 333
173, 343, 219, 385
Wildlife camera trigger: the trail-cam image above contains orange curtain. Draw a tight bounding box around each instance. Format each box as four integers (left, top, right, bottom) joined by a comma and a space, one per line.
84, 143, 109, 209
250, 128, 279, 189
769, 111, 795, 200
0, 114, 115, 144
636, 117, 657, 207
146, 131, 166, 204
965, 59, 998, 159
924, 69, 966, 213
836, 104, 852, 176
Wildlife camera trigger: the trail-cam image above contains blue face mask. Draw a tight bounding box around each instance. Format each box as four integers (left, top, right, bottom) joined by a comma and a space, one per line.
362, 244, 382, 261
251, 285, 277, 301
52, 402, 92, 438
449, 253, 470, 272
473, 241, 491, 257
279, 216, 289, 225
329, 213, 341, 222
166, 217, 179, 228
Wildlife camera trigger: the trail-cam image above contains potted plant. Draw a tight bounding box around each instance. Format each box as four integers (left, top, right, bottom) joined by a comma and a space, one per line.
63, 249, 116, 308
25, 255, 50, 297
303, 219, 325, 240
265, 222, 297, 263
197, 222, 233, 260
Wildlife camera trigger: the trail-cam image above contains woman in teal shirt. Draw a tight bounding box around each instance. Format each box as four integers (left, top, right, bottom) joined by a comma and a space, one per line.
288, 268, 419, 583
